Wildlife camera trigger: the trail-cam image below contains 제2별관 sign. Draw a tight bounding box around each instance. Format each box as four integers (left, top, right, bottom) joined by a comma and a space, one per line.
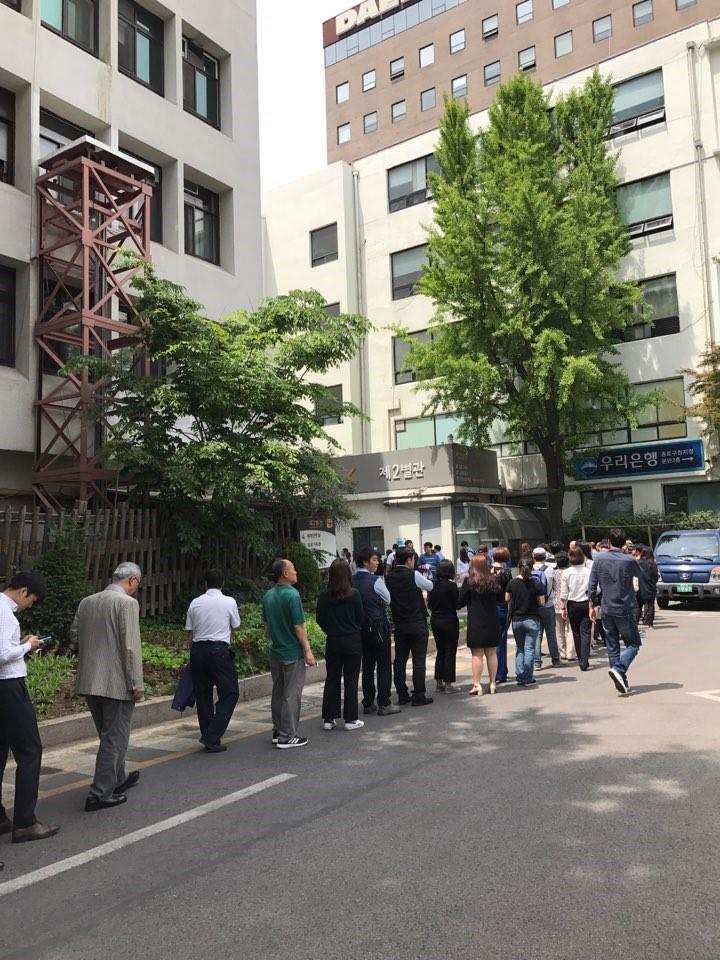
574, 440, 704, 480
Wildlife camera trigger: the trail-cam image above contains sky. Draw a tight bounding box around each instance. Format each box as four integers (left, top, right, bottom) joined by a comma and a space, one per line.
257, 0, 344, 191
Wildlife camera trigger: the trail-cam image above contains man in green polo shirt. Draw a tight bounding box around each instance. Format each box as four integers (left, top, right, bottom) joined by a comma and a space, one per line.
262, 558, 316, 749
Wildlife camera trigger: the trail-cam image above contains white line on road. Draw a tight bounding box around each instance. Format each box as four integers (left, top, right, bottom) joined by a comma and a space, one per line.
687, 690, 720, 703
0, 773, 296, 898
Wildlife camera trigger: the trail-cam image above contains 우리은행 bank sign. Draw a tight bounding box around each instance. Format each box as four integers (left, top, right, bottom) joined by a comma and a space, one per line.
574, 440, 705, 481
336, 0, 410, 36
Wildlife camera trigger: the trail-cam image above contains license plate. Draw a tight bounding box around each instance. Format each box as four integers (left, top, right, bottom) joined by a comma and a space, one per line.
675, 584, 693, 593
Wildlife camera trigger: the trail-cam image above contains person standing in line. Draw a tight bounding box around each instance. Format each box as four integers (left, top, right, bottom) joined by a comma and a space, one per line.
404, 539, 419, 570
637, 547, 659, 627
185, 569, 241, 753
263, 559, 316, 749
456, 546, 471, 582
588, 528, 643, 695
560, 546, 593, 670
386, 546, 434, 706
531, 547, 561, 669
459, 540, 475, 559
433, 545, 445, 562
428, 559, 460, 693
352, 548, 400, 717
506, 559, 545, 686
553, 550, 573, 661
458, 556, 504, 695
73, 562, 144, 812
519, 542, 532, 560
0, 572, 59, 846
490, 548, 513, 683
419, 541, 440, 582
317, 560, 365, 731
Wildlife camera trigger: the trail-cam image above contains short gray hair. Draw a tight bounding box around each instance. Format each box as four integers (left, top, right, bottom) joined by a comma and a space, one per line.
112, 562, 142, 583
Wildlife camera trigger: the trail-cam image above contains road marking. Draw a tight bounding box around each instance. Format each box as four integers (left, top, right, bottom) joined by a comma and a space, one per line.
687, 689, 720, 703
0, 773, 296, 898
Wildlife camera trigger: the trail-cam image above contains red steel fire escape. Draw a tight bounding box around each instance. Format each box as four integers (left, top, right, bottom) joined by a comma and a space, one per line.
33, 138, 153, 509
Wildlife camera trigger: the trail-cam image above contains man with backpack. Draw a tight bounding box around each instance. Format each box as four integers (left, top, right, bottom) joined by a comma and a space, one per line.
532, 547, 561, 668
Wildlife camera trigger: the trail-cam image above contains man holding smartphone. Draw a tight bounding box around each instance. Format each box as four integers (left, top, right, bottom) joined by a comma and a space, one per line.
0, 572, 60, 847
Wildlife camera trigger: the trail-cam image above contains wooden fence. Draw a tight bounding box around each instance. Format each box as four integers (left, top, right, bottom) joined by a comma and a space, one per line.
0, 504, 285, 618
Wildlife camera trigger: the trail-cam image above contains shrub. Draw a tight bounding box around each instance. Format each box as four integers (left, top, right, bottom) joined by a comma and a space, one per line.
21, 523, 94, 654
280, 541, 321, 601
26, 654, 76, 718
141, 642, 188, 670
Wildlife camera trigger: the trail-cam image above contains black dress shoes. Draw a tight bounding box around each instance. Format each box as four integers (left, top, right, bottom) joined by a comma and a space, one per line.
202, 742, 227, 753
12, 821, 61, 842
114, 771, 141, 794
411, 696, 434, 706
85, 794, 127, 812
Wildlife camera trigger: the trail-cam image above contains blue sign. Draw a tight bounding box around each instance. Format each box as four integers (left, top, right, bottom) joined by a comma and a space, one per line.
574, 440, 705, 480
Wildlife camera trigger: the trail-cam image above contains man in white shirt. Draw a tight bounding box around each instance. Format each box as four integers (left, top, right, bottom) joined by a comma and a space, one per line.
185, 569, 241, 752
0, 572, 60, 847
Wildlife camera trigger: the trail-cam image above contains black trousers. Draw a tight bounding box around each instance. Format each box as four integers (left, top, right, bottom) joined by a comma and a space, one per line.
567, 601, 592, 670
190, 642, 240, 746
0, 677, 42, 828
393, 624, 429, 701
431, 615, 459, 683
640, 598, 656, 626
361, 625, 392, 708
322, 633, 362, 722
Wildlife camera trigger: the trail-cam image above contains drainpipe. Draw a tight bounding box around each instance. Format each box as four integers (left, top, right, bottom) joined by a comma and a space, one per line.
351, 165, 369, 454
686, 40, 715, 346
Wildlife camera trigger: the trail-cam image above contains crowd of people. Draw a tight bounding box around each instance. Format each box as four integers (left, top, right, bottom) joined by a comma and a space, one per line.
0, 526, 657, 872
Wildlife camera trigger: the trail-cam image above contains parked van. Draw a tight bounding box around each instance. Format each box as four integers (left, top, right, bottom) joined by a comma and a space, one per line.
655, 529, 720, 607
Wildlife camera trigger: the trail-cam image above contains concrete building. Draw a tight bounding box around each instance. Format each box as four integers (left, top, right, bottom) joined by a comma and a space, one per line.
263, 3, 720, 556
0, 0, 261, 503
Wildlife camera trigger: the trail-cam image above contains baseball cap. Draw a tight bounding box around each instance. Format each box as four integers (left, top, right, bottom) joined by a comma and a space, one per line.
532, 546, 546, 559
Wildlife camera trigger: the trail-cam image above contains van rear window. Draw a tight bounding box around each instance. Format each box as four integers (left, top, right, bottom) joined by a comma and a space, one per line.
656, 534, 719, 560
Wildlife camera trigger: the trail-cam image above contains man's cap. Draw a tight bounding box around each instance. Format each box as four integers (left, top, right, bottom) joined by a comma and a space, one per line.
532, 547, 547, 558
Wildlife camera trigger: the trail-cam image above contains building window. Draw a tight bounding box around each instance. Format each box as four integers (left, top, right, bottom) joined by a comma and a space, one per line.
118, 0, 164, 94
518, 46, 536, 71
362, 69, 376, 92
676, 0, 697, 7
310, 223, 338, 267
451, 74, 467, 98
663, 482, 720, 514
390, 56, 405, 80
184, 181, 219, 265
482, 14, 499, 38
450, 29, 466, 54
580, 488, 634, 519
0, 266, 15, 367
393, 330, 429, 384
182, 38, 219, 128
624, 275, 680, 341
516, 1, 533, 25
554, 30, 572, 57
39, 109, 89, 159
336, 81, 349, 104
391, 244, 428, 300
324, 302, 341, 316
392, 99, 406, 122
315, 385, 343, 426
0, 89, 14, 186
337, 122, 351, 144
387, 154, 440, 213
353, 526, 385, 555
395, 412, 464, 449
593, 15, 612, 42
610, 70, 665, 136
631, 378, 686, 442
552, 0, 569, 6
121, 149, 163, 244
633, 0, 653, 25
421, 88, 436, 112
484, 61, 501, 86
618, 172, 673, 238
419, 43, 434, 68
41, 0, 97, 55
363, 111, 378, 134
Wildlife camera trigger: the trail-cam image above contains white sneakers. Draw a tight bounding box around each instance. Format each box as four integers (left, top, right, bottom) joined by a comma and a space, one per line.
323, 719, 365, 731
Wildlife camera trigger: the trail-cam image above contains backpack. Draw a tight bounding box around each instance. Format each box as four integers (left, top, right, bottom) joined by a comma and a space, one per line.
530, 564, 551, 599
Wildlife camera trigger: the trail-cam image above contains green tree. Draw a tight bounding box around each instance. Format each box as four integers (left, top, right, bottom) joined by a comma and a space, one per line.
70, 262, 369, 550
683, 344, 720, 444
411, 72, 649, 537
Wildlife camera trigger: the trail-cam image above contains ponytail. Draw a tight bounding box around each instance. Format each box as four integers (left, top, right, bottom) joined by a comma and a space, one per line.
518, 558, 533, 581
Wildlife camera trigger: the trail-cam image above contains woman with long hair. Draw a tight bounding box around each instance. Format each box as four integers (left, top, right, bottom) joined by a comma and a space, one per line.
505, 558, 545, 686
638, 546, 659, 626
456, 546, 471, 582
490, 547, 513, 683
458, 555, 503, 695
559, 546, 593, 670
316, 558, 366, 731
428, 559, 460, 692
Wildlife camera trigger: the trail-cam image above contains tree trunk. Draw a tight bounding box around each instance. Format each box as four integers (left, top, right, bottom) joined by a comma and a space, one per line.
541, 446, 566, 541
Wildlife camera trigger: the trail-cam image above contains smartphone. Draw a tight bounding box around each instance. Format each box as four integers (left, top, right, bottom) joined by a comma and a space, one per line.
39, 635, 56, 647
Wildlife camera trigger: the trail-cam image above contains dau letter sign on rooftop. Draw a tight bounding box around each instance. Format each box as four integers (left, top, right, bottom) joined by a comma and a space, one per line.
336, 0, 408, 36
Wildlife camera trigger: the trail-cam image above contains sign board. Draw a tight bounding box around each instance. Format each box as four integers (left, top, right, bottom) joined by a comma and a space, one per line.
574, 440, 705, 481
335, 0, 409, 37
298, 517, 337, 569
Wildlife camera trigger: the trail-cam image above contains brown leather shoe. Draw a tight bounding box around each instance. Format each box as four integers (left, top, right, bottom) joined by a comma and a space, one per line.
12, 821, 61, 844
0, 816, 12, 836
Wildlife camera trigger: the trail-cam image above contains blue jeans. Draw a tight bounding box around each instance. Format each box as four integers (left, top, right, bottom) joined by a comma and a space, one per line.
602, 613, 642, 677
513, 618, 540, 683
535, 604, 560, 664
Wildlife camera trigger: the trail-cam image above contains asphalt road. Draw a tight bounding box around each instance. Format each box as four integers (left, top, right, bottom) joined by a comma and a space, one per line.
1, 605, 719, 960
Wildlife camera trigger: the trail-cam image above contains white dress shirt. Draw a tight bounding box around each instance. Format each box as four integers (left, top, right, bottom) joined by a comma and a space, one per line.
414, 571, 434, 592
561, 562, 593, 603
0, 592, 31, 679
185, 589, 241, 643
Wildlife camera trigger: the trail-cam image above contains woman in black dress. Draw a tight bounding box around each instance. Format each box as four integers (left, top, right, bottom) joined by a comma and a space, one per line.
428, 559, 460, 693
458, 555, 503, 695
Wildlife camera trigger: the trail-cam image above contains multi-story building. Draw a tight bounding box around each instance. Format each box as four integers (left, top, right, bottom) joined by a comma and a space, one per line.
0, 0, 261, 503
264, 1, 720, 556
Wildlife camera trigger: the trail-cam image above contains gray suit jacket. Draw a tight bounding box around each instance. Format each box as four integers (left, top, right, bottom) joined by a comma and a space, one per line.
73, 585, 143, 700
